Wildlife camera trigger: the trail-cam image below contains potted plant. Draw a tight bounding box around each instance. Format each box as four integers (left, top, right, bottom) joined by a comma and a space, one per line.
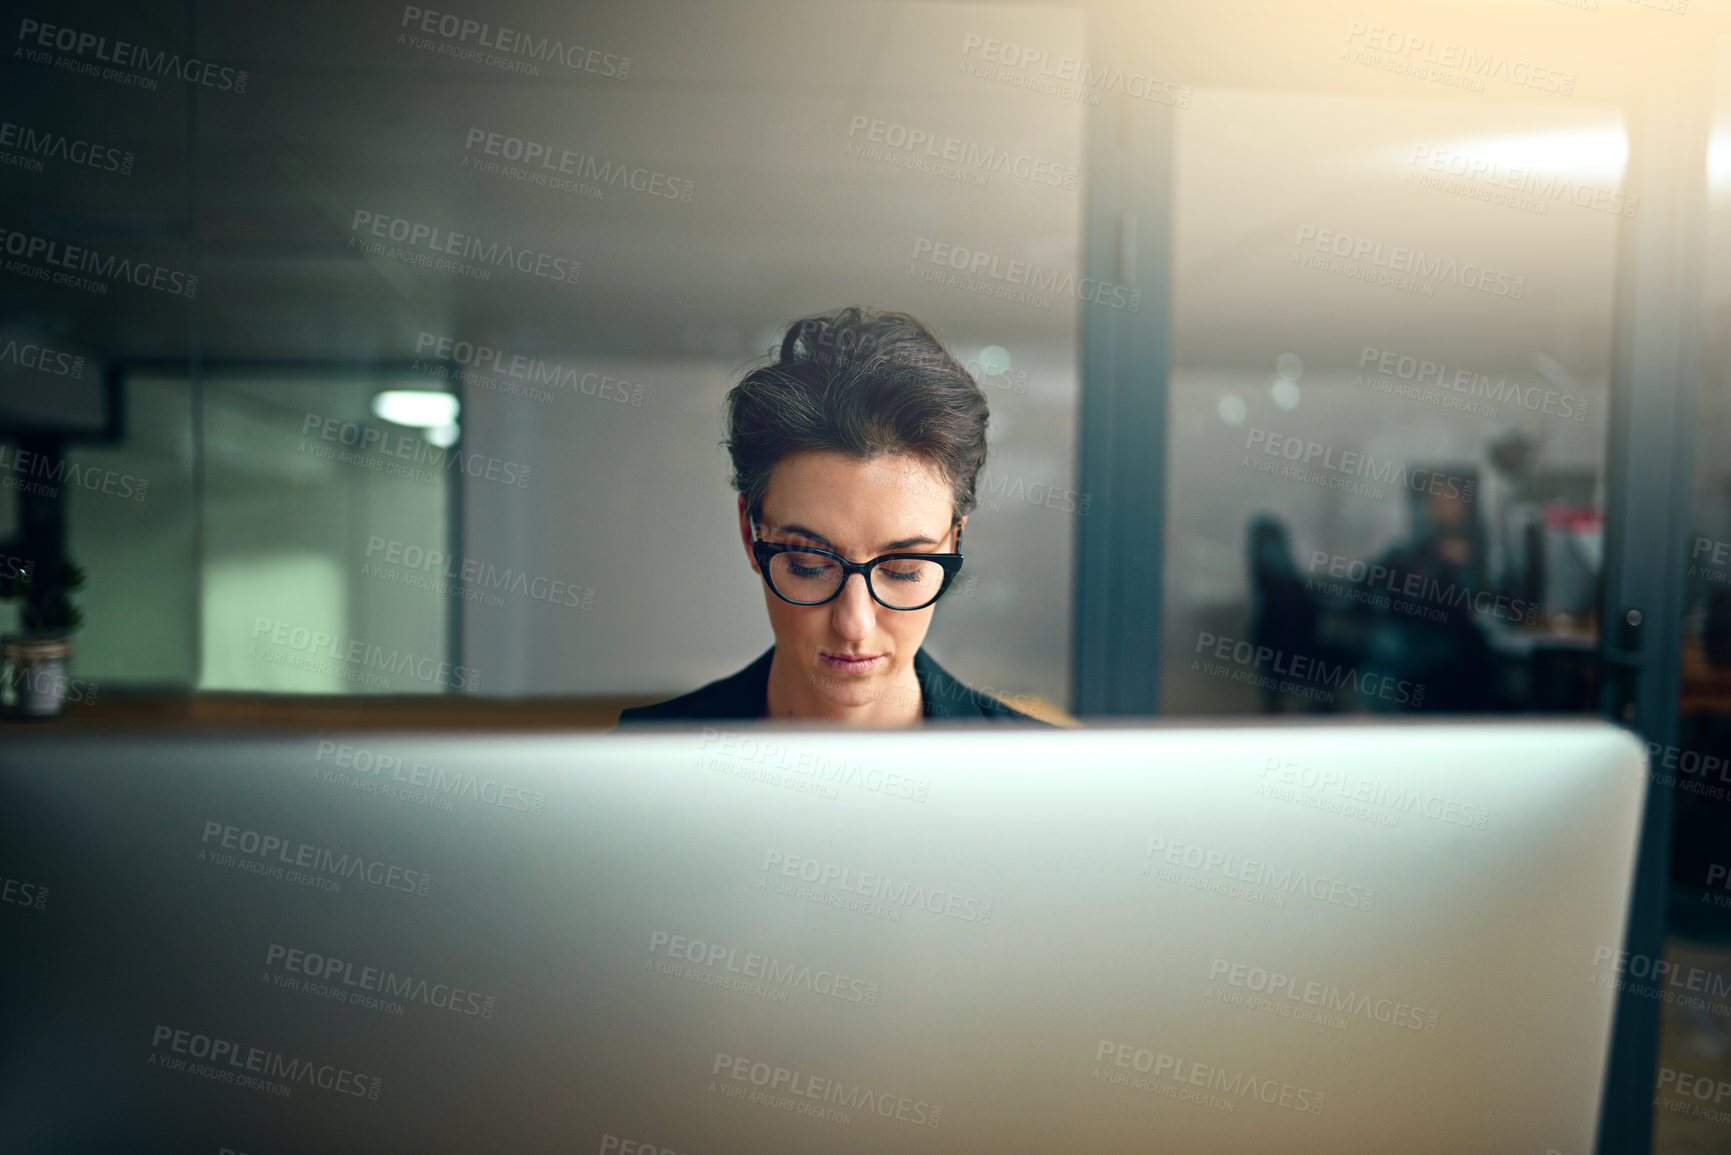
0, 558, 85, 718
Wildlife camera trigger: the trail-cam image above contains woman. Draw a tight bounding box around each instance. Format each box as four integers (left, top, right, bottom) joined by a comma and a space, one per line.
617, 306, 1047, 726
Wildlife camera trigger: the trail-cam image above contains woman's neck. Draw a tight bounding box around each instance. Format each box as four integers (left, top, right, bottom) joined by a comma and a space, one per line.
764, 649, 924, 726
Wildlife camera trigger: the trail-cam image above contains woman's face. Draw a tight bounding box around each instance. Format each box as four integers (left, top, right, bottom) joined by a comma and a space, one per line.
739, 449, 962, 715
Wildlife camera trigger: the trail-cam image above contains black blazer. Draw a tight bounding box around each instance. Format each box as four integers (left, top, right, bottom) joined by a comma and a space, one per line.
616, 647, 1052, 726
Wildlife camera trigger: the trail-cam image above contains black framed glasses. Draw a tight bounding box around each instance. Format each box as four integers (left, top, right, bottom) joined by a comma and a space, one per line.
752, 526, 964, 611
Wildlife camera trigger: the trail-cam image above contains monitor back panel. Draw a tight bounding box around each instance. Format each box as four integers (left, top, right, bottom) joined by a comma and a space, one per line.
0, 723, 1645, 1154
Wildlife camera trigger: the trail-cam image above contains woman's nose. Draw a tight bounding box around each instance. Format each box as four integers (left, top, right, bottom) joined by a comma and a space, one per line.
829, 572, 876, 639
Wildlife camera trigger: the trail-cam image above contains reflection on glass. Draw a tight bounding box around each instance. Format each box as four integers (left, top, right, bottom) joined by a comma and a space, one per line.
1163, 89, 1615, 718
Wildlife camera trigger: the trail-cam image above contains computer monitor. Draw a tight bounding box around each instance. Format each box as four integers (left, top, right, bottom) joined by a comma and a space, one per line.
0, 721, 1644, 1152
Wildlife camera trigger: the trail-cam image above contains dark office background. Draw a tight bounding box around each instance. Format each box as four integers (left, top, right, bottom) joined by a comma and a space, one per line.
2, 1, 1729, 1150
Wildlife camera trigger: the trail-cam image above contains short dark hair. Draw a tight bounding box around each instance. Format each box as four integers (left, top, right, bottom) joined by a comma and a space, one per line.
724, 307, 990, 526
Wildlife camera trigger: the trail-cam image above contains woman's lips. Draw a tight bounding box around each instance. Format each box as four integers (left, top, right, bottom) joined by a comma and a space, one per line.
820, 652, 883, 675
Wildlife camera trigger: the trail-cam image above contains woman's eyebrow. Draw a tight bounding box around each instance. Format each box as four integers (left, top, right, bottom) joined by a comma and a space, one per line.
774, 523, 940, 552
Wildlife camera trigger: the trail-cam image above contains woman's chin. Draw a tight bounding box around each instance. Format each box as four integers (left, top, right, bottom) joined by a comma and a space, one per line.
802, 665, 884, 709
813, 678, 877, 709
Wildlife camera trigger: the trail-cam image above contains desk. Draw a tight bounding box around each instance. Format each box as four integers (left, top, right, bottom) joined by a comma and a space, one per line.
6, 690, 1078, 730
1680, 637, 1731, 717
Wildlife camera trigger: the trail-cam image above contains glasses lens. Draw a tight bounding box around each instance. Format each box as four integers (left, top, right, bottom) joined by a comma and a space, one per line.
768, 550, 844, 603
871, 558, 947, 609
